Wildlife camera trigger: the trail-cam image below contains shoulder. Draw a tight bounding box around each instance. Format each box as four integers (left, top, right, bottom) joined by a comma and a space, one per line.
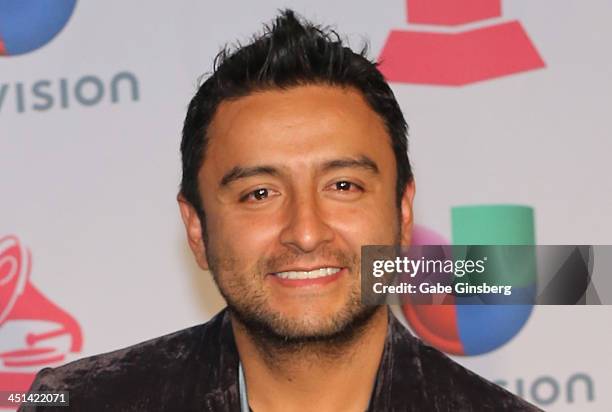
388, 313, 542, 411
21, 309, 235, 411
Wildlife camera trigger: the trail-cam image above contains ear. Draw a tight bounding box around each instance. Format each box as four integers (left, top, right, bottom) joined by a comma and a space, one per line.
399, 179, 416, 246
177, 194, 209, 270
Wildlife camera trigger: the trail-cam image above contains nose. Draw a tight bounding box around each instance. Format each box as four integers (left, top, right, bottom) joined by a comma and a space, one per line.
279, 191, 334, 253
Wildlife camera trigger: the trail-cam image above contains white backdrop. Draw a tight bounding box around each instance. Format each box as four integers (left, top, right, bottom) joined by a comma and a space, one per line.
1, 1, 611, 410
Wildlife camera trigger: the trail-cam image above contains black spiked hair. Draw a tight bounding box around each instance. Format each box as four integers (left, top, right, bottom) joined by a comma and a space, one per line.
180, 9, 412, 214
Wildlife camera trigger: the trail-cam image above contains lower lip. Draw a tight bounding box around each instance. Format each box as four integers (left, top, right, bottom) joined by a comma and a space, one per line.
268, 268, 346, 288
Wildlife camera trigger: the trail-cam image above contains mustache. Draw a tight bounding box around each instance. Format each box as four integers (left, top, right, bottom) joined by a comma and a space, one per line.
260, 248, 359, 274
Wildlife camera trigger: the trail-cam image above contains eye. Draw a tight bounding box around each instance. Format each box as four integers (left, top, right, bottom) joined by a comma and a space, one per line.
240, 188, 275, 202
252, 188, 269, 200
333, 181, 362, 192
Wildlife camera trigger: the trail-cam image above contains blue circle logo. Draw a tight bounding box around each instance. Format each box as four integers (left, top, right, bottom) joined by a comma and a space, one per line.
0, 0, 77, 56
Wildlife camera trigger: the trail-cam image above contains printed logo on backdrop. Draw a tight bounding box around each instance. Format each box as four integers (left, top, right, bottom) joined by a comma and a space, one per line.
495, 373, 595, 408
378, 0, 545, 85
407, 207, 596, 407
406, 205, 535, 356
0, 0, 140, 114
0, 0, 77, 56
0, 235, 83, 405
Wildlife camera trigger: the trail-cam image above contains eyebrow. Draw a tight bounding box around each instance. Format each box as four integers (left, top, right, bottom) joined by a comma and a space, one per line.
220, 165, 279, 187
320, 155, 380, 175
219, 155, 380, 188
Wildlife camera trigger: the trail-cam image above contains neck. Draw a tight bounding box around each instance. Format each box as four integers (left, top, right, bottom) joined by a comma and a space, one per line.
231, 306, 389, 412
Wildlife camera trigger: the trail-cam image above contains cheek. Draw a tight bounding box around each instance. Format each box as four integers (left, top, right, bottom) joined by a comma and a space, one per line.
327, 200, 399, 247
206, 209, 282, 263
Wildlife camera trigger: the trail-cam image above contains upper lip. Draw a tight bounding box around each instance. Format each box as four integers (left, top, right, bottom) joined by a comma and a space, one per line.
272, 266, 344, 273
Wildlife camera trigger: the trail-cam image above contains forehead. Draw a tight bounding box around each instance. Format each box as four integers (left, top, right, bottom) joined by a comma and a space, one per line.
204, 84, 394, 175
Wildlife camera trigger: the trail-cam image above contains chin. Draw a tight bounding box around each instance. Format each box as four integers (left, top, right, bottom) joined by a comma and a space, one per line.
273, 305, 374, 338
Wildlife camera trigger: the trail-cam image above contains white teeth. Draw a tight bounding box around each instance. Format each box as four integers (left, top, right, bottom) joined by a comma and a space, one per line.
275, 267, 341, 280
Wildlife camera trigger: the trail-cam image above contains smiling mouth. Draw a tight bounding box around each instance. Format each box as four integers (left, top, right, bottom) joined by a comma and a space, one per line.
273, 267, 342, 280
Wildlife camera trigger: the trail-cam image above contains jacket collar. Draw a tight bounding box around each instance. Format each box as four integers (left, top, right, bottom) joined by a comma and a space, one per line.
198, 307, 423, 411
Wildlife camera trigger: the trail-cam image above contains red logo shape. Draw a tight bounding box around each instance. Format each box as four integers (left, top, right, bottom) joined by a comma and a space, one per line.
378, 0, 545, 85
0, 235, 83, 406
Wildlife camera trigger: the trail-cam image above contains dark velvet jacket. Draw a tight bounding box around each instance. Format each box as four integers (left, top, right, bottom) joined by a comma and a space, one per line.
22, 308, 541, 411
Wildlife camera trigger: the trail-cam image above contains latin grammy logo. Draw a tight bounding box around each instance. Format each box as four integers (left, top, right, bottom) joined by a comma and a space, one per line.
0, 235, 83, 401
378, 0, 546, 85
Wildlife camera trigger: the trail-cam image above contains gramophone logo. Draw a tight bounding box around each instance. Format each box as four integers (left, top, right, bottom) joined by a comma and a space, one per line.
378, 0, 546, 85
0, 235, 83, 402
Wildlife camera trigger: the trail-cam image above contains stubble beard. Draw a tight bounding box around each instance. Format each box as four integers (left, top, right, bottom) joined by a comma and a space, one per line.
209, 246, 381, 353
200, 214, 401, 360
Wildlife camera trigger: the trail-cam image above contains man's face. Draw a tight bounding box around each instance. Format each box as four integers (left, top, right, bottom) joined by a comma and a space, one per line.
180, 85, 414, 340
